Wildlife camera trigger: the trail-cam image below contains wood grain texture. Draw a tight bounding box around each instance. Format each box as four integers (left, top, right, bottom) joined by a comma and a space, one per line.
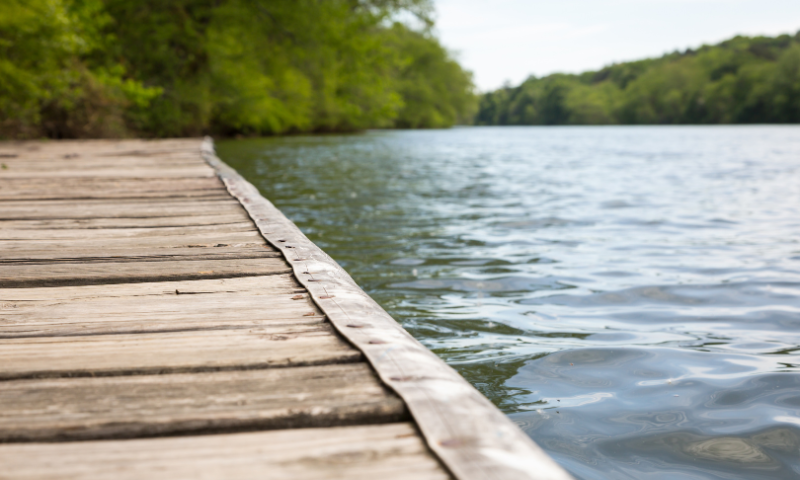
0, 257, 291, 287
0, 232, 268, 256
0, 145, 214, 178
0, 177, 227, 201
0, 198, 245, 220
0, 323, 360, 380
0, 157, 203, 169
202, 138, 573, 480
0, 274, 302, 301
0, 245, 280, 264
0, 363, 405, 441
0, 212, 251, 229
0, 138, 202, 156
0, 423, 451, 480
0, 275, 322, 337
0, 166, 216, 178
0, 222, 257, 239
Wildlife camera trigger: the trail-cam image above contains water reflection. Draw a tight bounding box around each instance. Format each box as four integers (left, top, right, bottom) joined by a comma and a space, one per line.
218, 126, 800, 479
511, 348, 800, 478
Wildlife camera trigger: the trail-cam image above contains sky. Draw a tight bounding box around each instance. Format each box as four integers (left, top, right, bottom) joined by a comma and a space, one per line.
434, 0, 800, 92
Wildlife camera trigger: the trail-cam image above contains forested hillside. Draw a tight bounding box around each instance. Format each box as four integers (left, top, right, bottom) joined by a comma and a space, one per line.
0, 0, 476, 139
476, 32, 800, 125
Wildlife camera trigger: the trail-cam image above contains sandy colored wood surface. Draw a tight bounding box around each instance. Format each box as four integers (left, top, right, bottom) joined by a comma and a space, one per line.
0, 363, 405, 441
0, 423, 450, 480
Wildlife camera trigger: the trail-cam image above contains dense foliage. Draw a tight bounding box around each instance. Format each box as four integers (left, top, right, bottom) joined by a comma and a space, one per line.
476, 32, 800, 125
0, 0, 476, 139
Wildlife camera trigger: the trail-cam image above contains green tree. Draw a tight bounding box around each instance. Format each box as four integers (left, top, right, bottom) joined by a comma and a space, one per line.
0, 0, 474, 138
386, 24, 477, 128
0, 0, 159, 138
476, 30, 800, 126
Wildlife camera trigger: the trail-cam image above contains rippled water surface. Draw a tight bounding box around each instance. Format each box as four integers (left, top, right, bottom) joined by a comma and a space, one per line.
218, 126, 800, 479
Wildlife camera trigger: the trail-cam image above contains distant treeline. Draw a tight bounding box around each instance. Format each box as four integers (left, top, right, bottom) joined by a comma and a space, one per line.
477, 32, 800, 125
1, 0, 476, 139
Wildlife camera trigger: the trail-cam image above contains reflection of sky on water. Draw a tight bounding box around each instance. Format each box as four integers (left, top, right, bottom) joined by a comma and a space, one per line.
219, 126, 800, 479
513, 348, 800, 478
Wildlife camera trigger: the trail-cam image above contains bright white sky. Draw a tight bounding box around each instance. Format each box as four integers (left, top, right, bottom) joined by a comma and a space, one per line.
434, 0, 800, 92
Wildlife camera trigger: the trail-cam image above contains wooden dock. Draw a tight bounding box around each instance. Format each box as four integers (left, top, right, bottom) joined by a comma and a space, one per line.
0, 138, 571, 480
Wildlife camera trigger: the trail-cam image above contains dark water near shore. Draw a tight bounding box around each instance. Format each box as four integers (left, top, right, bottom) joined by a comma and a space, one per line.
218, 126, 800, 479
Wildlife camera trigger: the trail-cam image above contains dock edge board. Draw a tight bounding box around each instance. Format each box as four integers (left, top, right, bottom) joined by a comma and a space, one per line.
201, 137, 573, 480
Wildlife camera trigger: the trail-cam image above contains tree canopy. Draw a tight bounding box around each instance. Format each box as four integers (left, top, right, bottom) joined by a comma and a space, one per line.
476, 31, 800, 126
0, 0, 476, 138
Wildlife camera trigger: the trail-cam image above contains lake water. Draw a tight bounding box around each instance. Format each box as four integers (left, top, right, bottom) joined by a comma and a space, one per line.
218, 126, 800, 480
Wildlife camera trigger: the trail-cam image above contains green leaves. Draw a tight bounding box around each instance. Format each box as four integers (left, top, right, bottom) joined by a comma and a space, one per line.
0, 0, 471, 138
476, 31, 800, 126
386, 24, 477, 129
0, 0, 161, 138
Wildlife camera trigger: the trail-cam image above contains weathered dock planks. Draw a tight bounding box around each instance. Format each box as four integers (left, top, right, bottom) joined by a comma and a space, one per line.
0, 363, 404, 442
0, 138, 572, 480
0, 424, 449, 480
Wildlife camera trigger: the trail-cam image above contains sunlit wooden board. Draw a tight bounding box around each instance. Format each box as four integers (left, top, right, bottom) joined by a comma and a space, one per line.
0, 257, 291, 287
0, 213, 253, 229
0, 423, 451, 480
0, 167, 216, 178
0, 275, 320, 337
0, 198, 245, 220
0, 363, 404, 441
0, 177, 228, 200
0, 324, 360, 380
0, 274, 301, 301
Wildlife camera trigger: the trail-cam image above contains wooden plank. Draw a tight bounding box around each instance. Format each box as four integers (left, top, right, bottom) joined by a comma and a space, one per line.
0, 423, 451, 480
0, 274, 302, 301
0, 363, 405, 441
0, 166, 216, 178
0, 323, 360, 380
0, 232, 268, 255
202, 139, 573, 480
1, 245, 279, 264
0, 158, 205, 170
0, 138, 202, 157
0, 177, 228, 200
0, 198, 246, 220
0, 213, 252, 229
0, 137, 199, 149
0, 257, 291, 287
0, 222, 258, 240
0, 276, 322, 338
0, 310, 323, 338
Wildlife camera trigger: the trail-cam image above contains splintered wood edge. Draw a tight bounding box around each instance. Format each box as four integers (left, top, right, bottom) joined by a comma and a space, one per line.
201, 138, 573, 480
